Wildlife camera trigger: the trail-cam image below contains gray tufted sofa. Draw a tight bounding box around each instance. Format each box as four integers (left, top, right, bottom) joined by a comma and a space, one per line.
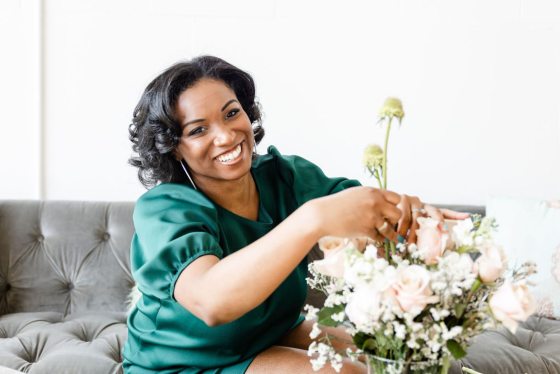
0, 200, 559, 373
0, 201, 134, 374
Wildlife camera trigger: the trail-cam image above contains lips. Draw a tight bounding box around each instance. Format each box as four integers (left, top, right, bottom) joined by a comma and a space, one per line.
215, 142, 243, 163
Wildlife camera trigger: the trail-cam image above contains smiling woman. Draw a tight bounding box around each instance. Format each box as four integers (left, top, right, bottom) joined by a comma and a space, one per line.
123, 56, 467, 374
172, 79, 259, 219
128, 56, 264, 191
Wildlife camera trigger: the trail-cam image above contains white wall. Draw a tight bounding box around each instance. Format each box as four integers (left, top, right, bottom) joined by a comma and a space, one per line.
0, 0, 42, 199
1, 0, 559, 204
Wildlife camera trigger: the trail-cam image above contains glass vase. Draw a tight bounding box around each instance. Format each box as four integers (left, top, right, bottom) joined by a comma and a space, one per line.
366, 354, 448, 374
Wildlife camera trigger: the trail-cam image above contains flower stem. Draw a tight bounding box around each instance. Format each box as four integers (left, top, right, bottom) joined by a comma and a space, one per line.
440, 354, 450, 374
460, 279, 482, 319
372, 168, 383, 189
390, 241, 396, 256
382, 117, 393, 190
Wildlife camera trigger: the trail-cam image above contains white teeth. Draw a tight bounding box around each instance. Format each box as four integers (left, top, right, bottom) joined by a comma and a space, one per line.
216, 144, 242, 163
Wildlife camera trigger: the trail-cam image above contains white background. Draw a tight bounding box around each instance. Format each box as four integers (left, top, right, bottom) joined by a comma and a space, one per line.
1, 0, 559, 205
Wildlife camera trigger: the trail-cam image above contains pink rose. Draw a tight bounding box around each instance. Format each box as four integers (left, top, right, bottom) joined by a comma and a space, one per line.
392, 264, 439, 316
313, 236, 348, 278
489, 281, 536, 333
474, 244, 507, 283
416, 217, 449, 265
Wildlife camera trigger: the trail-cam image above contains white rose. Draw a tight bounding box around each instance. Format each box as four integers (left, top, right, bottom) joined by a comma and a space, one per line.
345, 285, 382, 329
451, 219, 474, 247
392, 264, 439, 317
372, 264, 397, 293
489, 281, 536, 333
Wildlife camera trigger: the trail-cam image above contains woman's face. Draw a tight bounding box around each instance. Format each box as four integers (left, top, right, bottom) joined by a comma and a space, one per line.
174, 78, 254, 187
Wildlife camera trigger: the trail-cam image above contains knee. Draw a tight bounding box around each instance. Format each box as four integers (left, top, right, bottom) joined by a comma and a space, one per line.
339, 360, 367, 374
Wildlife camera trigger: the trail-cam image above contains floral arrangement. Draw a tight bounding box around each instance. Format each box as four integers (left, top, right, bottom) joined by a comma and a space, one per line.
305, 98, 537, 374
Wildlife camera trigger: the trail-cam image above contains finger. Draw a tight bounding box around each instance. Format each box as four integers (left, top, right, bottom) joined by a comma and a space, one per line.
351, 237, 381, 252
371, 231, 385, 244
397, 194, 412, 237
350, 237, 368, 251
373, 231, 384, 243
380, 189, 401, 205
375, 220, 398, 243
440, 208, 470, 220
424, 204, 444, 225
377, 246, 387, 258
366, 229, 385, 245
408, 213, 420, 243
381, 203, 402, 225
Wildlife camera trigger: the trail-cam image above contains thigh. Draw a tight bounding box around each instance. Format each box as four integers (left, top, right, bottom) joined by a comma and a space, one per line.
277, 320, 355, 353
245, 346, 365, 374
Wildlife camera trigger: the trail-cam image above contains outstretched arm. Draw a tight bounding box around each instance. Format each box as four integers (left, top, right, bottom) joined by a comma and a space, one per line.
174, 187, 402, 326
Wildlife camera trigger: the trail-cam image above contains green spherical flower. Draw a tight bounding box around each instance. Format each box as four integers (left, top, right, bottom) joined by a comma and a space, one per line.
363, 144, 384, 169
379, 97, 404, 121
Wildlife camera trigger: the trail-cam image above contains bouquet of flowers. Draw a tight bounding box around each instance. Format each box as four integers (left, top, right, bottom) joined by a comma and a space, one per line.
305, 98, 537, 374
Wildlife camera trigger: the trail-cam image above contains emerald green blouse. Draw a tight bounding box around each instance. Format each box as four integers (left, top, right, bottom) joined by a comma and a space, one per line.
122, 146, 360, 373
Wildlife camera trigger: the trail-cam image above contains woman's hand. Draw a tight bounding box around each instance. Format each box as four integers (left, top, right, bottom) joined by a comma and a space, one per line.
397, 194, 471, 243
310, 186, 402, 243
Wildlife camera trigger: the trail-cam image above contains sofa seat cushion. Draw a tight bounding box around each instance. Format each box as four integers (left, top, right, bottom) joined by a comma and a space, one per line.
449, 315, 560, 373
0, 311, 126, 374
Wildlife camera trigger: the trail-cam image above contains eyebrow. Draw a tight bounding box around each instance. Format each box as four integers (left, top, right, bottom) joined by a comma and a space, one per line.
181, 99, 240, 128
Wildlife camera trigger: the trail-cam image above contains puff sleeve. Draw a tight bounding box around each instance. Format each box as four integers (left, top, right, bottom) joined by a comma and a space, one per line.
130, 183, 223, 300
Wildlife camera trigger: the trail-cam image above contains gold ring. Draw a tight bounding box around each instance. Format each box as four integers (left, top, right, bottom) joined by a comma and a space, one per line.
376, 221, 389, 232
412, 208, 426, 214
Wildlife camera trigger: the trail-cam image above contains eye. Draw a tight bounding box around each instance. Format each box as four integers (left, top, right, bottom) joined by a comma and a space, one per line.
226, 108, 240, 119
187, 126, 206, 136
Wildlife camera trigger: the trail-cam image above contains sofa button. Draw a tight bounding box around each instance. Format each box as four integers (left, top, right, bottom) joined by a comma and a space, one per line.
37, 235, 44, 243
67, 283, 74, 290
103, 233, 110, 241
5, 283, 10, 291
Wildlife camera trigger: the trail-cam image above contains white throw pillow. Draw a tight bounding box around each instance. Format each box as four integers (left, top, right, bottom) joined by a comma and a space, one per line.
486, 196, 560, 319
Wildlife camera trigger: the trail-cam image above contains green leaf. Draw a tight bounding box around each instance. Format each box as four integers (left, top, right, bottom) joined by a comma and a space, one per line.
454, 303, 465, 318
362, 338, 377, 351
352, 332, 368, 348
317, 305, 344, 327
470, 279, 482, 293
375, 333, 387, 349
447, 339, 467, 359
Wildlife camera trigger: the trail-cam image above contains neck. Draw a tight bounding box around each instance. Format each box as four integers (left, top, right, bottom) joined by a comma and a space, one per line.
196, 172, 259, 220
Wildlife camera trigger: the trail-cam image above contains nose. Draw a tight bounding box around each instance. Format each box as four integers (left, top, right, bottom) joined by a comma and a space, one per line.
213, 123, 235, 146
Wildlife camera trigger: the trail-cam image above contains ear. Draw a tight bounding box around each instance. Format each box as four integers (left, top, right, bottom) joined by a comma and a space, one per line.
173, 149, 182, 161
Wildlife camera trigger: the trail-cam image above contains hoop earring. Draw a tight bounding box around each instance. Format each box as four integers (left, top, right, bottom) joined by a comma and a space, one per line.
179, 159, 197, 190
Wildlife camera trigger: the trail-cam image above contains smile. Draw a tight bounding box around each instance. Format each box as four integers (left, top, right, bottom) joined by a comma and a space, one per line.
215, 142, 243, 164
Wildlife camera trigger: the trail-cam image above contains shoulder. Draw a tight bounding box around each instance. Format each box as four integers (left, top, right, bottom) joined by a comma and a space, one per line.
134, 183, 218, 225
253, 145, 322, 179
253, 145, 361, 204
137, 183, 214, 207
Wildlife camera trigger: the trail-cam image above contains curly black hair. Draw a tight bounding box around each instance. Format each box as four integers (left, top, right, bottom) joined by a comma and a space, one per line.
128, 55, 265, 189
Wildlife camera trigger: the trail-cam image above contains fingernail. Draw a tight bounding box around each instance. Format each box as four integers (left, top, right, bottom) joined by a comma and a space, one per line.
397, 235, 405, 243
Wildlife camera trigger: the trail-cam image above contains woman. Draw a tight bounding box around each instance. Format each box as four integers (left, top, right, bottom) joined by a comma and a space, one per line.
123, 55, 467, 373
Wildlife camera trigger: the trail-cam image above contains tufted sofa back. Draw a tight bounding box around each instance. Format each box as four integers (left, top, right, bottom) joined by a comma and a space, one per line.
0, 200, 135, 317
